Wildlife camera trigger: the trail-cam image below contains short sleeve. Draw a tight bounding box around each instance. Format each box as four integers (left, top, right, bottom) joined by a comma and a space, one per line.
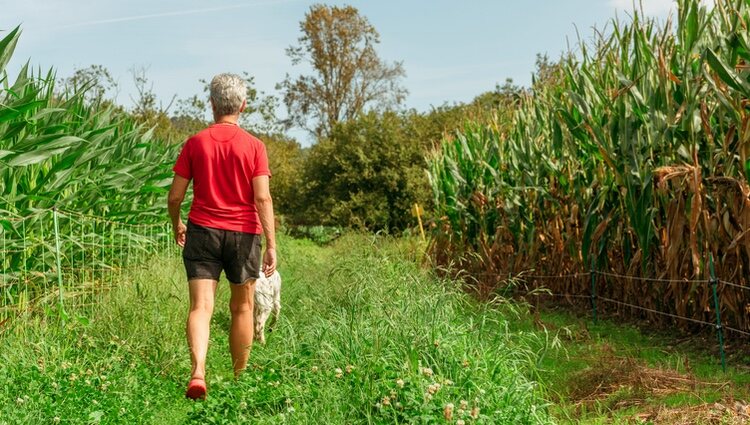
253, 142, 272, 178
173, 139, 193, 180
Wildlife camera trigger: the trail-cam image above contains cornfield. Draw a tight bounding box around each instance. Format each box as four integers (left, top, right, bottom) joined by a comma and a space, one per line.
428, 0, 750, 333
0, 27, 178, 320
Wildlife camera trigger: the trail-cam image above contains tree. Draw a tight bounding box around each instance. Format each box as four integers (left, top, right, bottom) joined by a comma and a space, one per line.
278, 4, 407, 139
174, 72, 279, 136
130, 66, 175, 118
291, 110, 430, 231
531, 53, 564, 89
472, 78, 523, 111
59, 64, 119, 105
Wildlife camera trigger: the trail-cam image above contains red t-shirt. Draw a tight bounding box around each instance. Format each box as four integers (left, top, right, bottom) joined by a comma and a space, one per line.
172, 124, 271, 234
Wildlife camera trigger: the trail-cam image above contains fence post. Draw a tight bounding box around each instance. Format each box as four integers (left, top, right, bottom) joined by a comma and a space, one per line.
709, 254, 726, 372
590, 253, 598, 324
411, 203, 426, 242
52, 207, 66, 326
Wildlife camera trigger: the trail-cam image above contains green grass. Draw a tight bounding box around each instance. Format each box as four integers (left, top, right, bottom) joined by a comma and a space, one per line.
2, 233, 746, 424
0, 234, 553, 424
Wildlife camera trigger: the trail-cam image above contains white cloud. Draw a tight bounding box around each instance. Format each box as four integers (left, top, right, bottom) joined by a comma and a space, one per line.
50, 0, 301, 31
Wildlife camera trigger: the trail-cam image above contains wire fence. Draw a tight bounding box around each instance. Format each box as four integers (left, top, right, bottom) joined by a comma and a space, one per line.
0, 207, 175, 328
518, 254, 749, 371
3, 207, 749, 371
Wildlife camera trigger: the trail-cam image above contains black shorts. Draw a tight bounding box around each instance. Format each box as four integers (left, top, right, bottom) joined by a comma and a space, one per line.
182, 221, 262, 284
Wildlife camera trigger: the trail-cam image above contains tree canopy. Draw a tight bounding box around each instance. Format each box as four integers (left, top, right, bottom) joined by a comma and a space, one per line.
279, 4, 407, 138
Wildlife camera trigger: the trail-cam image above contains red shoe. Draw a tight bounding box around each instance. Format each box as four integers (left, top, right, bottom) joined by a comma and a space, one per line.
185, 377, 206, 400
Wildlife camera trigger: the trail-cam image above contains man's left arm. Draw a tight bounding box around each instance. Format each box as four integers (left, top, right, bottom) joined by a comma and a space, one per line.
168, 175, 190, 247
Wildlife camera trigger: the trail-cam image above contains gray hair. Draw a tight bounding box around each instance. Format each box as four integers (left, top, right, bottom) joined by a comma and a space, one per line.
210, 73, 247, 116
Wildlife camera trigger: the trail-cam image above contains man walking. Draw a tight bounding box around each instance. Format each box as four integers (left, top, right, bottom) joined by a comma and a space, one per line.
167, 73, 276, 400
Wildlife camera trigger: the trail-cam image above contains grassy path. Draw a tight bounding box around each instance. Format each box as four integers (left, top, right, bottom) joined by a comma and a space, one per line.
0, 235, 552, 424
4, 233, 746, 424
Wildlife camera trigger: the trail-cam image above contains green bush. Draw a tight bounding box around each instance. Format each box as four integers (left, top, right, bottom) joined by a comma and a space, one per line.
290, 111, 430, 231
287, 96, 514, 232
262, 133, 305, 216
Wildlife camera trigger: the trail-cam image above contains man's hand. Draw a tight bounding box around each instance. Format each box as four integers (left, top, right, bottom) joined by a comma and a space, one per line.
263, 248, 276, 277
174, 222, 187, 247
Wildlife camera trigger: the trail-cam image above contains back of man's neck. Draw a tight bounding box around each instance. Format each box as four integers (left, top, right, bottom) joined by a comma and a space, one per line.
214, 115, 239, 125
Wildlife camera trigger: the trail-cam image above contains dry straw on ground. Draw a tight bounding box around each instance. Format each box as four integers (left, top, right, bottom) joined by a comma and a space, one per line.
565, 350, 748, 424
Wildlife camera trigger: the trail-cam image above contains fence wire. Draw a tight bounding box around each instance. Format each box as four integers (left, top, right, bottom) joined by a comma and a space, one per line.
1, 208, 173, 325
521, 266, 750, 371
596, 296, 717, 327
518, 272, 591, 280
719, 280, 750, 292
724, 326, 750, 337
540, 293, 591, 300
538, 291, 719, 327
595, 270, 710, 284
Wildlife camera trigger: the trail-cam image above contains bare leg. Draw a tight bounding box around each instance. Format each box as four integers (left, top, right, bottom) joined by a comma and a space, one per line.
187, 279, 218, 381
229, 279, 255, 377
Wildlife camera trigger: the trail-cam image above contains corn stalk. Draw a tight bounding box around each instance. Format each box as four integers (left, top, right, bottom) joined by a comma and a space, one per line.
0, 27, 178, 318
429, 0, 750, 332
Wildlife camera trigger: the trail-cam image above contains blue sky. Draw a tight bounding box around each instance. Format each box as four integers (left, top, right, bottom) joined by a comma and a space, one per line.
3, 0, 678, 143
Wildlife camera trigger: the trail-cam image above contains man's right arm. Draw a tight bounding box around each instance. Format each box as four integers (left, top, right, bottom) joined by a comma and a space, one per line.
253, 175, 276, 276
168, 174, 190, 247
